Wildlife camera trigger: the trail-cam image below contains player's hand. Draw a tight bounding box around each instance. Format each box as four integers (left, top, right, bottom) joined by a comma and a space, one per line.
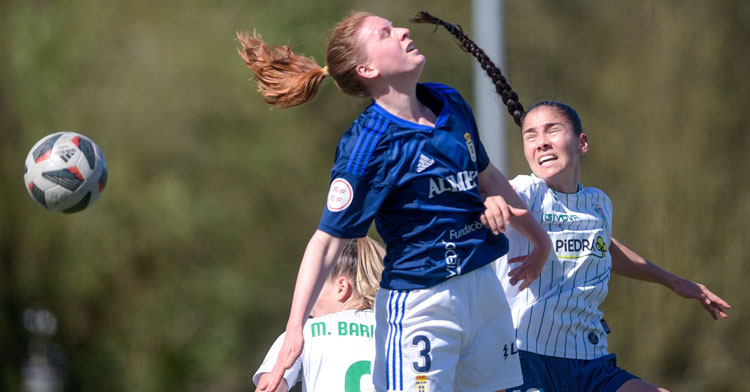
481, 195, 528, 235
256, 374, 289, 392
256, 330, 304, 392
670, 278, 731, 320
507, 250, 547, 291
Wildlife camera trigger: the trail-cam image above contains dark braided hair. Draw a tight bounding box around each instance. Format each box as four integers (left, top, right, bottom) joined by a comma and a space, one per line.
411, 11, 525, 126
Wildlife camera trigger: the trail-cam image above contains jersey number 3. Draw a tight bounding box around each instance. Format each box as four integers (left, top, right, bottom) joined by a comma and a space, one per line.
411, 335, 432, 373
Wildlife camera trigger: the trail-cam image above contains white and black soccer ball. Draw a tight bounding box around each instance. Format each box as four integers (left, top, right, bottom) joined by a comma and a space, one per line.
23, 132, 108, 213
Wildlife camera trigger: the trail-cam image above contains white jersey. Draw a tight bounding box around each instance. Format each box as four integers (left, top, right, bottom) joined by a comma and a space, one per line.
253, 309, 376, 392
495, 175, 613, 360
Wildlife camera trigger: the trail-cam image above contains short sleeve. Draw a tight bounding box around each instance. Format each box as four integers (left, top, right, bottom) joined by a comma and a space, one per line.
318, 171, 390, 238
509, 175, 544, 209
252, 332, 302, 389
317, 116, 392, 238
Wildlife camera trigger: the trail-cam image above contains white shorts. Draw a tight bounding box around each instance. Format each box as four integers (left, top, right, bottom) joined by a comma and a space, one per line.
373, 264, 523, 392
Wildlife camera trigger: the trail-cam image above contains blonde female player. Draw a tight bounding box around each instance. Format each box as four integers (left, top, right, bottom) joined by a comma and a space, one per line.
253, 237, 384, 392
237, 11, 552, 392
414, 12, 731, 392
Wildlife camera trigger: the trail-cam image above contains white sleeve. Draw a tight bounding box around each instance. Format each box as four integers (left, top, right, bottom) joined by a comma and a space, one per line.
604, 192, 613, 239
252, 332, 303, 388
509, 175, 541, 208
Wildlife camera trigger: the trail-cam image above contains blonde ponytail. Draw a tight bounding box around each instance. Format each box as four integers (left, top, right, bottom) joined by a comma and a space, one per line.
354, 237, 385, 309
236, 11, 373, 108
333, 237, 385, 310
236, 31, 328, 108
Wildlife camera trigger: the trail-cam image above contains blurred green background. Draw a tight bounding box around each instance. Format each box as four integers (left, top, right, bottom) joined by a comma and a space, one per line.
1, 0, 748, 391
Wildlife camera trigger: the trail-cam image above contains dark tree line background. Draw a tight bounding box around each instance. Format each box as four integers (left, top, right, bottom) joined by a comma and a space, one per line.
1, 1, 748, 391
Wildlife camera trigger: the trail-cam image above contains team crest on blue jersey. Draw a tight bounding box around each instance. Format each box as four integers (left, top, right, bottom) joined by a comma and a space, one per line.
416, 153, 435, 173
327, 178, 353, 212
464, 133, 476, 162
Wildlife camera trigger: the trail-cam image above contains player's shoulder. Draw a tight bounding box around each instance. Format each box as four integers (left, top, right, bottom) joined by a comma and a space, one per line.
420, 82, 461, 97
345, 104, 390, 139
420, 82, 468, 107
579, 185, 613, 217
323, 309, 375, 323
333, 105, 394, 175
510, 174, 548, 194
580, 185, 611, 201
342, 104, 394, 145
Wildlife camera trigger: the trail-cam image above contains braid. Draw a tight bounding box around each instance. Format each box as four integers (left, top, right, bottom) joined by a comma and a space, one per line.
411, 11, 525, 127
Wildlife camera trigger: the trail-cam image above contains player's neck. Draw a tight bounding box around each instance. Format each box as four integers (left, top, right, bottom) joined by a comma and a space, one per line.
546, 173, 581, 194
374, 87, 436, 127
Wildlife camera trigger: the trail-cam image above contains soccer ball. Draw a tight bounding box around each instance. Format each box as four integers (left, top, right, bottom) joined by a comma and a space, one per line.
23, 132, 108, 213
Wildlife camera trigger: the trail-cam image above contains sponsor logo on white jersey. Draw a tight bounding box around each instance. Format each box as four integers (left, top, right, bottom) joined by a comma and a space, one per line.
427, 170, 478, 198
543, 212, 581, 223
416, 153, 435, 173
327, 178, 353, 212
555, 235, 608, 259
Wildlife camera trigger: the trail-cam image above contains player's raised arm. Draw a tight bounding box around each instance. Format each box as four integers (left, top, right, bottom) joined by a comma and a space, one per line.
478, 163, 551, 290
256, 230, 346, 392
241, 11, 534, 390
610, 237, 731, 320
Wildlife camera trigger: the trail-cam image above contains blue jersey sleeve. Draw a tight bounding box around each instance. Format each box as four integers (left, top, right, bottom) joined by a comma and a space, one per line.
318, 171, 390, 238
317, 110, 393, 238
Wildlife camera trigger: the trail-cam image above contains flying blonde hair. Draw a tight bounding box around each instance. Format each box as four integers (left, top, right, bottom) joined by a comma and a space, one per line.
236, 11, 373, 108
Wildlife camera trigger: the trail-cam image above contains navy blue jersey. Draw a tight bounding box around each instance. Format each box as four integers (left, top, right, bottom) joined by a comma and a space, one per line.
319, 83, 509, 290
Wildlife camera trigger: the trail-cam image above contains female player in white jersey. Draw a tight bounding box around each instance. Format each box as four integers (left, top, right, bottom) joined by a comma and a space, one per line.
414, 12, 731, 392
237, 11, 552, 392
499, 102, 730, 392
253, 237, 384, 392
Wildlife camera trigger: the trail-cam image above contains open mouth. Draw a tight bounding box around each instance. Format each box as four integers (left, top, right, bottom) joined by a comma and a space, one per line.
539, 155, 557, 166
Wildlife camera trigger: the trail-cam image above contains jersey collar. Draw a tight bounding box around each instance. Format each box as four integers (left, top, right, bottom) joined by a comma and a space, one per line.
530, 173, 583, 194
370, 84, 448, 132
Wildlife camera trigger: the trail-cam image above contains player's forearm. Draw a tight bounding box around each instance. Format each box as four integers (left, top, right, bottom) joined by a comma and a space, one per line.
285, 230, 346, 331
478, 163, 526, 209
610, 237, 679, 289
513, 212, 552, 256
256, 373, 289, 392
478, 164, 551, 254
